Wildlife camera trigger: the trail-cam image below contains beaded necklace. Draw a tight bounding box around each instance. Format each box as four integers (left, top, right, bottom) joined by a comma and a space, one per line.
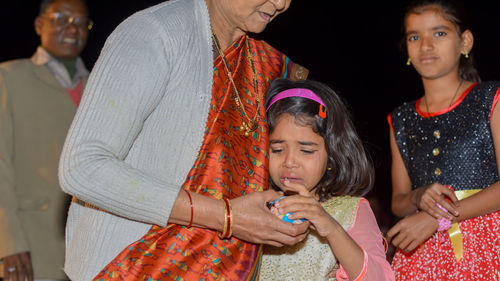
212, 31, 261, 136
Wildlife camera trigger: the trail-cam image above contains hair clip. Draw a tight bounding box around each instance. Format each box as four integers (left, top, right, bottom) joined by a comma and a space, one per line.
319, 104, 327, 118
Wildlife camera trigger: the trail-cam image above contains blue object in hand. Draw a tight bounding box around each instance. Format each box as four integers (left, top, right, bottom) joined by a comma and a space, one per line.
267, 196, 306, 224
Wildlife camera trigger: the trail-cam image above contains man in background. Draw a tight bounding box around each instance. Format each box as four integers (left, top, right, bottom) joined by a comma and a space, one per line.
0, 0, 91, 279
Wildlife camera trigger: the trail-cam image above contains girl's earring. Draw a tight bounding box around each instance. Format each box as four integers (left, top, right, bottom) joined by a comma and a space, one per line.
327, 167, 332, 171
464, 53, 469, 59
406, 58, 411, 66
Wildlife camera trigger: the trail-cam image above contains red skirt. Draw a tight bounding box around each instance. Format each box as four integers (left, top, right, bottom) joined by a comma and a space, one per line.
392, 210, 500, 280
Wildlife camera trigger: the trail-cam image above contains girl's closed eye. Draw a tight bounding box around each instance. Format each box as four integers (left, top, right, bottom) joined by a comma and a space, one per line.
300, 148, 316, 155
270, 141, 284, 154
270, 147, 283, 154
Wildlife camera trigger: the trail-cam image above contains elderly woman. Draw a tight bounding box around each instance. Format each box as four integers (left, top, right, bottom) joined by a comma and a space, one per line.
59, 0, 309, 280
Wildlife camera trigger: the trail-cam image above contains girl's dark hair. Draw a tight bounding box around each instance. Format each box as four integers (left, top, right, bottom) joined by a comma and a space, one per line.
403, 0, 480, 82
265, 78, 374, 201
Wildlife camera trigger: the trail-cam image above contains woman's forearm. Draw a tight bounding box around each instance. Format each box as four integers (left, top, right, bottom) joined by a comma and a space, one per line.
169, 190, 309, 246
168, 190, 225, 231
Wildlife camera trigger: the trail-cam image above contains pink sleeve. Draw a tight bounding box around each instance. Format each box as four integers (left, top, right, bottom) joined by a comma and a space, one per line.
336, 199, 395, 281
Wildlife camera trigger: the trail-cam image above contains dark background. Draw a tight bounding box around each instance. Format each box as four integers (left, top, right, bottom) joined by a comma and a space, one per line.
2, 1, 500, 231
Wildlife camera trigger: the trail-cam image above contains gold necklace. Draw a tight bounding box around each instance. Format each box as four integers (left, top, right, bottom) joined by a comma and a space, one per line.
212, 31, 261, 136
423, 79, 464, 114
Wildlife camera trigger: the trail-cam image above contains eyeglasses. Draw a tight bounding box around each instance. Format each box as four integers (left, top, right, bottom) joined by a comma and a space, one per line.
43, 12, 93, 30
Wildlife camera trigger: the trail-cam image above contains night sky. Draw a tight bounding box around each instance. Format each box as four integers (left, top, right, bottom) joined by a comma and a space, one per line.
2, 1, 500, 228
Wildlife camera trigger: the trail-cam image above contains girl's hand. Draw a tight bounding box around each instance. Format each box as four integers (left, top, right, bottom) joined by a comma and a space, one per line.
276, 180, 340, 237
413, 183, 459, 219
387, 211, 438, 252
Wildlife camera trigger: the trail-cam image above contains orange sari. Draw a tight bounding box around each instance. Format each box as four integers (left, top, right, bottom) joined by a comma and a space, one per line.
93, 36, 305, 281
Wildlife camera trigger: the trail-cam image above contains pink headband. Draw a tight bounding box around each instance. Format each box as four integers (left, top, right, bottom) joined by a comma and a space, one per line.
266, 88, 327, 118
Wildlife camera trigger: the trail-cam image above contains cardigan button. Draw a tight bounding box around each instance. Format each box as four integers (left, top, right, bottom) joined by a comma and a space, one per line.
434, 168, 442, 176
432, 148, 440, 156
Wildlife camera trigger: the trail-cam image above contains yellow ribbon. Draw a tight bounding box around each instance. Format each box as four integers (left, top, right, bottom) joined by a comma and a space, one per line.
447, 189, 482, 262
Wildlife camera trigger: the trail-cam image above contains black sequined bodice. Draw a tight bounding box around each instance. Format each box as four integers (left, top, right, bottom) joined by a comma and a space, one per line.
391, 81, 500, 191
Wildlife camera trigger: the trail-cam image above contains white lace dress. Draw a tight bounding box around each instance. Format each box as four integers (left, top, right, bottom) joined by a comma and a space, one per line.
260, 196, 393, 281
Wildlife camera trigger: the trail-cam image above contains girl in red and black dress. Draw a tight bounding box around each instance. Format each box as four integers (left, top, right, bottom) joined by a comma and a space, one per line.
387, 0, 500, 280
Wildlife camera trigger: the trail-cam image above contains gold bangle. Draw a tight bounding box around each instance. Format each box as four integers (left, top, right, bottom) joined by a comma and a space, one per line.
218, 198, 232, 239
226, 198, 233, 238
218, 198, 228, 239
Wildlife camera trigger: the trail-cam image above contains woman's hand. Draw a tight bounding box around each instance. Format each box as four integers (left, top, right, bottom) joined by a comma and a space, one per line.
387, 211, 438, 252
413, 183, 459, 219
2, 252, 33, 281
230, 189, 310, 247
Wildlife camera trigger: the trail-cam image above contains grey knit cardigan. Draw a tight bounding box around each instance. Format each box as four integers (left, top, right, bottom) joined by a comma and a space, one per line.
58, 0, 213, 279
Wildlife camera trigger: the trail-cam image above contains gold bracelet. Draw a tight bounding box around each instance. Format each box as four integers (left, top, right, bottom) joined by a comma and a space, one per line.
218, 198, 233, 239
218, 198, 228, 239
226, 198, 233, 238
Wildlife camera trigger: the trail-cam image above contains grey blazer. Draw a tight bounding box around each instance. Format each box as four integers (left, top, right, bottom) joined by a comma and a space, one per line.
0, 57, 87, 280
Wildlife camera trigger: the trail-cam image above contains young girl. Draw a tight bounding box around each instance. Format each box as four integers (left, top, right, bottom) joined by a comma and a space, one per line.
260, 78, 394, 281
387, 1, 500, 280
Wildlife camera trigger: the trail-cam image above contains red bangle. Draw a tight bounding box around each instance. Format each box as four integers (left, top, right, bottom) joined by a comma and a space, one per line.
184, 189, 193, 228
